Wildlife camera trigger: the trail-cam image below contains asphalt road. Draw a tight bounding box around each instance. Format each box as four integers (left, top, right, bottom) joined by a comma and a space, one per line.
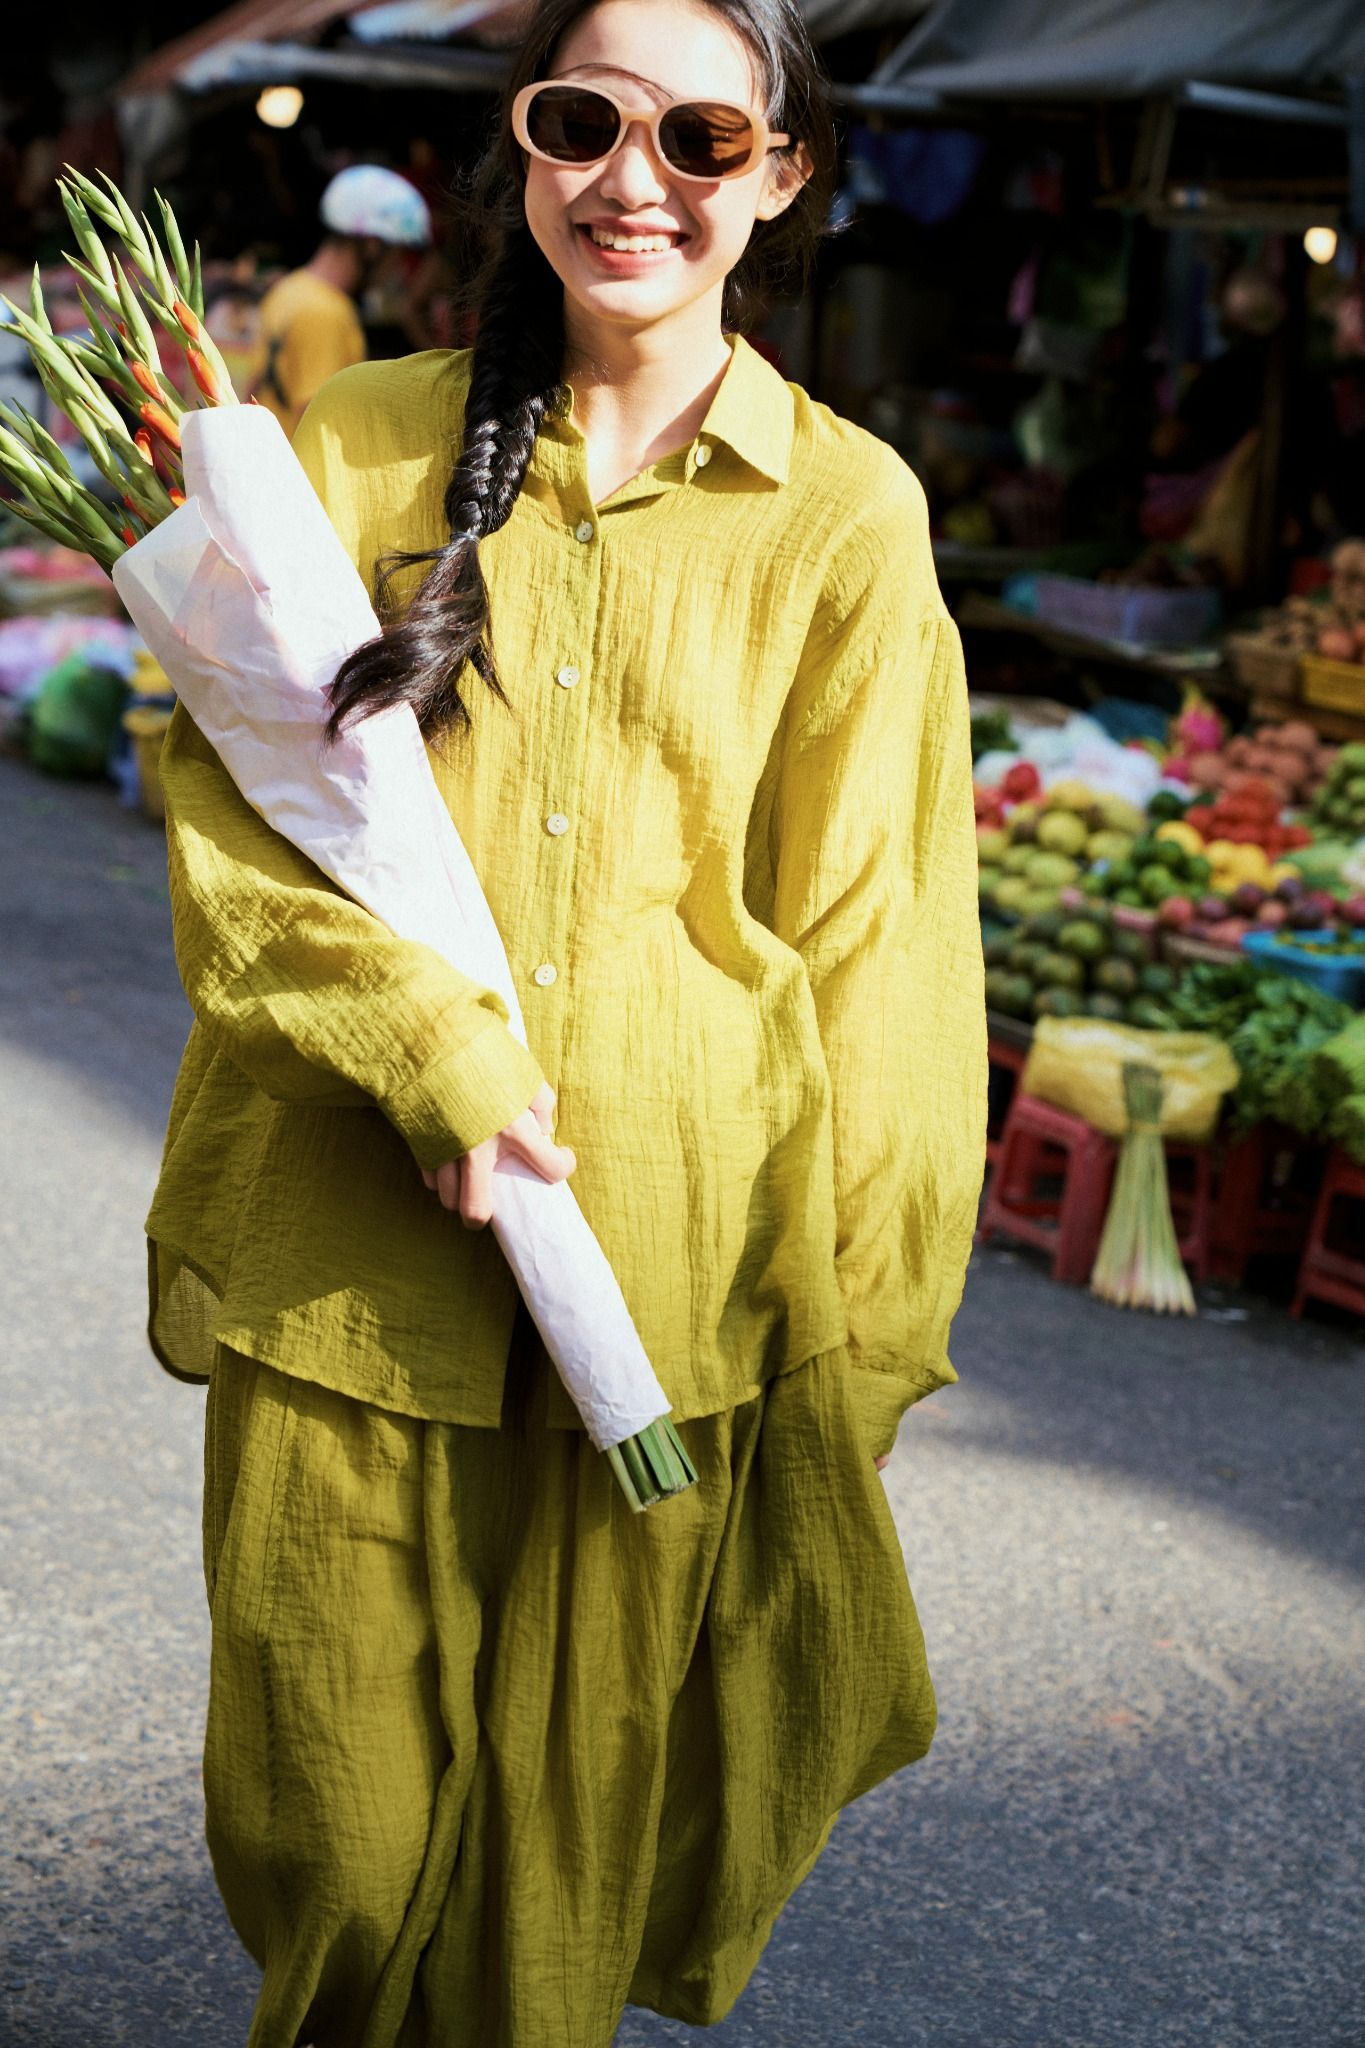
2, 753, 1363, 2048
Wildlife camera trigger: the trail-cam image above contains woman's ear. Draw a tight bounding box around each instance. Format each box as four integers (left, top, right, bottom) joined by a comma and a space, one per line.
754, 140, 813, 223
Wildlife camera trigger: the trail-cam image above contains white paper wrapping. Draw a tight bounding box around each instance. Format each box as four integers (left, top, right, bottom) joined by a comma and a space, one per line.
113, 403, 670, 1451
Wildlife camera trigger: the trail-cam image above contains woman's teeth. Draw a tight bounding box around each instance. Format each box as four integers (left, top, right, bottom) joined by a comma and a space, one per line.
587, 227, 677, 253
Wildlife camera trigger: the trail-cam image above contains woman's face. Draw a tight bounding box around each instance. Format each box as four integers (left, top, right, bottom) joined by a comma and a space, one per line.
521, 0, 804, 341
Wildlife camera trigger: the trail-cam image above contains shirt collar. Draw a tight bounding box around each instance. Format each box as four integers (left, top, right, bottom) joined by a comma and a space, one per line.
543, 331, 793, 491
696, 333, 793, 487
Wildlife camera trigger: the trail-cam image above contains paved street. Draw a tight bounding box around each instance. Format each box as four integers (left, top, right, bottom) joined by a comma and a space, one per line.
2, 751, 1363, 2048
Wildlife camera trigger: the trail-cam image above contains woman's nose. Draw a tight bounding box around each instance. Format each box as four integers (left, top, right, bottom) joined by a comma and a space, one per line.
598, 118, 670, 209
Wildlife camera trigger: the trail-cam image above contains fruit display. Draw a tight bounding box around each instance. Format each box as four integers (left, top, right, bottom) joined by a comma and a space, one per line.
1182, 774, 1313, 861
1078, 822, 1211, 913
1158, 869, 1347, 952
983, 903, 1176, 1028
1168, 721, 1332, 810
1309, 743, 1365, 839
978, 780, 1145, 923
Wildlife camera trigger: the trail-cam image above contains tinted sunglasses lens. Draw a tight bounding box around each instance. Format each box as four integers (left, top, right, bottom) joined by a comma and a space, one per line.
526, 86, 622, 164
659, 101, 757, 177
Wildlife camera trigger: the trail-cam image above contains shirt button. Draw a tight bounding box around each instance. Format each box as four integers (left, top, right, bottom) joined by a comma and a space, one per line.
574, 519, 595, 543
694, 443, 712, 468
556, 664, 580, 689
533, 963, 558, 988
545, 811, 570, 837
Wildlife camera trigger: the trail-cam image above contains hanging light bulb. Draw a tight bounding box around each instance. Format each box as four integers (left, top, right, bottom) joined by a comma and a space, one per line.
256, 86, 304, 130
1303, 225, 1339, 266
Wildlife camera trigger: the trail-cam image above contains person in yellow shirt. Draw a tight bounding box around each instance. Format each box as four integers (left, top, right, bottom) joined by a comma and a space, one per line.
155, 2, 987, 2042
245, 163, 432, 436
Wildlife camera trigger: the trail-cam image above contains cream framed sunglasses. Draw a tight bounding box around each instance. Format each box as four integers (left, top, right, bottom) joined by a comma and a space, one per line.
512, 80, 790, 184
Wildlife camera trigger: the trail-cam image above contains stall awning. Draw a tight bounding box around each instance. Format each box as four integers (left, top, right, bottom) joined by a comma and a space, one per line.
871, 0, 1365, 103
123, 0, 933, 98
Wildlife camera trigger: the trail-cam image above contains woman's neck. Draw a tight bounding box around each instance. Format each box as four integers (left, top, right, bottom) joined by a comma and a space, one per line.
563, 294, 733, 505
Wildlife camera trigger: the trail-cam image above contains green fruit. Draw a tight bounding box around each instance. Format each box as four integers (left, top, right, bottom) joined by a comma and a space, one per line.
1024, 850, 1081, 888
1112, 928, 1150, 964
1095, 957, 1139, 997
1187, 855, 1212, 888
984, 967, 1015, 1011
977, 828, 1009, 865
1025, 908, 1068, 944
1087, 829, 1136, 865
1139, 963, 1176, 996
1081, 869, 1107, 896
1138, 864, 1174, 904
1036, 950, 1085, 990
979, 867, 1003, 903
999, 973, 1035, 1018
1007, 939, 1046, 975
1058, 919, 1107, 961
1034, 987, 1085, 1018
1115, 887, 1146, 908
1019, 887, 1065, 918
1002, 845, 1034, 875
1036, 812, 1089, 858
1154, 842, 1187, 874
1127, 997, 1174, 1030
1087, 992, 1127, 1021
1107, 861, 1138, 891
983, 934, 1015, 968
993, 876, 1030, 912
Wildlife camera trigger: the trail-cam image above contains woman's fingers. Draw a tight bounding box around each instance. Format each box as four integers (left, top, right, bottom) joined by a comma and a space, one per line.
502, 1109, 576, 1185
458, 1141, 496, 1229
874, 1453, 892, 1472
426, 1103, 576, 1231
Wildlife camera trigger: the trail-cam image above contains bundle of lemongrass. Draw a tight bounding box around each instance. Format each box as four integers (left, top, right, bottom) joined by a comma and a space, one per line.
0, 172, 236, 569
0, 172, 696, 1514
1089, 1063, 1196, 1316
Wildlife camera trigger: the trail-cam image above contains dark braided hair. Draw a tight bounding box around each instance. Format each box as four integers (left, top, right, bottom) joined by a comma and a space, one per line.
327, 0, 838, 742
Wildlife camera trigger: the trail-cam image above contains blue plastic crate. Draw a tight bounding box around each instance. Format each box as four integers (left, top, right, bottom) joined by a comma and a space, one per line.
1241, 929, 1365, 1007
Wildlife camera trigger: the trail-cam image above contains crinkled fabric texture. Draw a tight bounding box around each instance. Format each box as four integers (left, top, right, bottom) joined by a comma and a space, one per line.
148, 335, 988, 1451
202, 1325, 936, 2048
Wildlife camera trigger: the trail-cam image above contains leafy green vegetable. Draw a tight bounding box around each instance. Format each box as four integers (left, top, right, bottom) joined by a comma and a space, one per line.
1159, 962, 1352, 1133
970, 710, 1014, 763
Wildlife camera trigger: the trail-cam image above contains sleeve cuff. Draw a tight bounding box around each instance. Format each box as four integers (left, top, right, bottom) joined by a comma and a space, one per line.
380, 1020, 546, 1167
848, 1355, 959, 1461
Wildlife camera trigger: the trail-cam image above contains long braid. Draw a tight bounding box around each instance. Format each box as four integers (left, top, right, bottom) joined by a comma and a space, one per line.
327, 224, 564, 740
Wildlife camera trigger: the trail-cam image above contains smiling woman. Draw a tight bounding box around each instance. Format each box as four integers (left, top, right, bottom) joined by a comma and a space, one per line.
153, 0, 989, 2041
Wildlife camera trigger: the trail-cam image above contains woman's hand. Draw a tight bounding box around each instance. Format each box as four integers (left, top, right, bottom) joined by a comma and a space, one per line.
874, 1453, 892, 1473
420, 1081, 576, 1229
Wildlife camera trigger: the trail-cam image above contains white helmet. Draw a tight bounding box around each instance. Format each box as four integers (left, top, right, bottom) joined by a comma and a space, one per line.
320, 165, 433, 247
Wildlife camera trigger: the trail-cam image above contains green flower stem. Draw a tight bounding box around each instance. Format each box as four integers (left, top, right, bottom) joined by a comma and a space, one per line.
606, 1418, 698, 1512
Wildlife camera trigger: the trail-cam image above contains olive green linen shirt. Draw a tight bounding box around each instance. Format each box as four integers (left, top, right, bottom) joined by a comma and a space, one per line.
147, 335, 987, 1447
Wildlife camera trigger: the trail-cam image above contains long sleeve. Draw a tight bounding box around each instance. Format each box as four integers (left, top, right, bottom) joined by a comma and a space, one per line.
160, 702, 546, 1167
770, 492, 988, 1456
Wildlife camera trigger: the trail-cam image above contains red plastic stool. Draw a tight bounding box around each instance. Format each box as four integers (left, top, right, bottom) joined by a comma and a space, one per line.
978, 1092, 1118, 1284
1209, 1123, 1319, 1287
1291, 1148, 1365, 1322
1165, 1141, 1216, 1285
986, 1029, 1029, 1170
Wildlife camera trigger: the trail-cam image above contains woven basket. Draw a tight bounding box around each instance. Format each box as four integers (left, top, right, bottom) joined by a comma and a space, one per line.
1224, 633, 1301, 700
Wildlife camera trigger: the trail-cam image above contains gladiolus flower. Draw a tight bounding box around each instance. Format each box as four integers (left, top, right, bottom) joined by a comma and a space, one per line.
139, 400, 182, 453
131, 361, 162, 402
170, 488, 185, 506
135, 429, 153, 463
173, 298, 202, 341
121, 524, 136, 545
187, 348, 219, 403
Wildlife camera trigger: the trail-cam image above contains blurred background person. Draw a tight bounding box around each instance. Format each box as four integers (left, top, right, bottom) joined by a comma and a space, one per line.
245, 163, 432, 438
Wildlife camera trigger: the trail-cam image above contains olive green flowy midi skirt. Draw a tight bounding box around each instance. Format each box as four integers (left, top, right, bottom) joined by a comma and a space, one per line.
201, 1316, 938, 2048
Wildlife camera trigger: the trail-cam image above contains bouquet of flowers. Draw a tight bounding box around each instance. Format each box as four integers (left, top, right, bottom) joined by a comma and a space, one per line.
0, 173, 696, 1511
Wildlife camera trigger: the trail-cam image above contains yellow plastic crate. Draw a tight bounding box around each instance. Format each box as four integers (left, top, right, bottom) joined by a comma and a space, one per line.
1301, 652, 1365, 715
